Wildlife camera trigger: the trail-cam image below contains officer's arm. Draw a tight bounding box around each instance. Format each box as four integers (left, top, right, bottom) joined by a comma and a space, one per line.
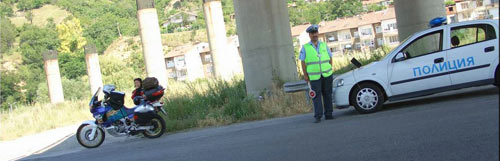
301, 61, 309, 82
327, 47, 334, 68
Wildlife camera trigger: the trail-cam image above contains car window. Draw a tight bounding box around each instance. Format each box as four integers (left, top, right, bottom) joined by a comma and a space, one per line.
450, 24, 497, 48
402, 30, 443, 58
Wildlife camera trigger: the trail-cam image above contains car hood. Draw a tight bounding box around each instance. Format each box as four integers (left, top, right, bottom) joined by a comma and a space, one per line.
335, 61, 383, 82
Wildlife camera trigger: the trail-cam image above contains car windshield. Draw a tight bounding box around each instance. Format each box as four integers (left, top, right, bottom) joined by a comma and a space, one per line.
381, 34, 413, 60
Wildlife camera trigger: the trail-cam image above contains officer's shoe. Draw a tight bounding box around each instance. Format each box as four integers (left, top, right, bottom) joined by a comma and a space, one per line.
314, 117, 321, 123
325, 115, 334, 120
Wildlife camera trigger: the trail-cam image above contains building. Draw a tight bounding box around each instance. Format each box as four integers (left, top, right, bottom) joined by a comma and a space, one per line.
291, 24, 311, 47
162, 11, 198, 28
446, 0, 499, 23
164, 36, 243, 81
293, 7, 397, 55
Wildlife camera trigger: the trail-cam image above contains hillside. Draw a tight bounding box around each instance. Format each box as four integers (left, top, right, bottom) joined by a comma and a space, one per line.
9, 4, 70, 27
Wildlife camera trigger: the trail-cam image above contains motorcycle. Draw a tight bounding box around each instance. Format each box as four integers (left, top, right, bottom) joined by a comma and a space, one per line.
76, 84, 167, 148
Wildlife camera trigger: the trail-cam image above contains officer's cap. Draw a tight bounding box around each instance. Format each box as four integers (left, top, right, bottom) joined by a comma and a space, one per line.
306, 24, 319, 33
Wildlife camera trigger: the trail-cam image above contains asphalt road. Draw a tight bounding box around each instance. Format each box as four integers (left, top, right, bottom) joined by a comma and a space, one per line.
22, 85, 499, 161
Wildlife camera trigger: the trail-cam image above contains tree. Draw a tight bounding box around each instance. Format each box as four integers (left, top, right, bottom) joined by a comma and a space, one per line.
17, 25, 60, 103
0, 2, 14, 17
0, 17, 16, 53
366, 4, 386, 12
19, 25, 60, 68
83, 13, 119, 53
17, 0, 49, 11
445, 0, 456, 6
58, 51, 86, 79
56, 17, 87, 54
25, 10, 33, 24
0, 70, 23, 109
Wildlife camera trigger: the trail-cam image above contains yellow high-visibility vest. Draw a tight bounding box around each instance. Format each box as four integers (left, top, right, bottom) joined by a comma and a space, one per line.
304, 42, 333, 80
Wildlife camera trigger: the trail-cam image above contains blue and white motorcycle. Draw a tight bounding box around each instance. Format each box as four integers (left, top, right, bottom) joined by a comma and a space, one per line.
76, 85, 167, 148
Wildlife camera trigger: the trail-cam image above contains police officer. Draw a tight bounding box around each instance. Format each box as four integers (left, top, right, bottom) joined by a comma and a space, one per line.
300, 24, 334, 123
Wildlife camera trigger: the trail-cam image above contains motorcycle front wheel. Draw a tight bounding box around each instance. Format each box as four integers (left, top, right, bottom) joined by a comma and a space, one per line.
76, 124, 105, 148
143, 115, 166, 138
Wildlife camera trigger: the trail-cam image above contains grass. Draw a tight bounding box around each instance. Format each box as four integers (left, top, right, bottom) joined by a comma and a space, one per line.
0, 100, 92, 141
0, 48, 390, 141
9, 5, 70, 27
162, 77, 310, 132
331, 47, 392, 74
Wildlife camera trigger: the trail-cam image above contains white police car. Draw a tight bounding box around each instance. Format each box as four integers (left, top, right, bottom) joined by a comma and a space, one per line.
333, 19, 499, 114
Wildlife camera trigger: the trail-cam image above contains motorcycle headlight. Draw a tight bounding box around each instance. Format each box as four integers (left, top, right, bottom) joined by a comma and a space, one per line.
335, 79, 344, 87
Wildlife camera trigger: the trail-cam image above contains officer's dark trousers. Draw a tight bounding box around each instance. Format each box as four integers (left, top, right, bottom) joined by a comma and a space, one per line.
310, 75, 333, 119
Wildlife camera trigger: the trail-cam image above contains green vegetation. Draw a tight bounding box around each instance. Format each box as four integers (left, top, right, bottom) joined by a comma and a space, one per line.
445, 0, 456, 6
0, 17, 17, 54
288, 0, 363, 25
0, 100, 91, 140
0, 0, 395, 141
366, 3, 387, 12
331, 46, 393, 75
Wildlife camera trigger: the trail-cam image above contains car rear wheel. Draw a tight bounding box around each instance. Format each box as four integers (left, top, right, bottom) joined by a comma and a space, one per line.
350, 83, 385, 114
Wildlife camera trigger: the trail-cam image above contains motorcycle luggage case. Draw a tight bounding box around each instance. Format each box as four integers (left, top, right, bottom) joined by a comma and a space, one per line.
134, 111, 155, 126
108, 91, 125, 110
144, 85, 164, 102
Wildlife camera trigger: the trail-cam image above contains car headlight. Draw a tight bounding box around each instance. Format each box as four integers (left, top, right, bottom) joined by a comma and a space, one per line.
335, 79, 344, 87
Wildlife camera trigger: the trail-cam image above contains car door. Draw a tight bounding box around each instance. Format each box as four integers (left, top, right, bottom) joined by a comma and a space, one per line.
446, 23, 498, 85
388, 29, 452, 96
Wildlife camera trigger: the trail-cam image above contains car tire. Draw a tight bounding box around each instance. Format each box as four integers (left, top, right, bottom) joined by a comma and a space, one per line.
350, 83, 385, 114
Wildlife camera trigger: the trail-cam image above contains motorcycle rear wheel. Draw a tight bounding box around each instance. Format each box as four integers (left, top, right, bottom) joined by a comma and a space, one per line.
76, 124, 105, 148
143, 115, 166, 138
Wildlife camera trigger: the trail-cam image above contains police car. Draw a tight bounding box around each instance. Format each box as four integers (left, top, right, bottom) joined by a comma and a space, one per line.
332, 19, 499, 114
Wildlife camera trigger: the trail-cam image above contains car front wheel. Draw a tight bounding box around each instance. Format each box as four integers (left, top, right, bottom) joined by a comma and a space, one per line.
350, 83, 385, 114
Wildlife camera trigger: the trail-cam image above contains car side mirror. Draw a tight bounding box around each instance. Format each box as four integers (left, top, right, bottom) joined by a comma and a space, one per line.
395, 52, 405, 62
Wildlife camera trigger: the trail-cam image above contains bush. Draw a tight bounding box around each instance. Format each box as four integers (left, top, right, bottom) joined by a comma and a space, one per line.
99, 54, 138, 90
163, 78, 263, 131
35, 77, 90, 103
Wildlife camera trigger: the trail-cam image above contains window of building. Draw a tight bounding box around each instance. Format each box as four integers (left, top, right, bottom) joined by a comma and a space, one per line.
353, 31, 359, 38
388, 36, 399, 44
326, 32, 337, 42
448, 7, 454, 12
325, 32, 337, 42
175, 56, 186, 68
377, 38, 384, 46
202, 54, 212, 64
168, 71, 177, 78
354, 43, 361, 49
450, 24, 497, 48
331, 47, 338, 52
461, 3, 469, 10
344, 34, 351, 40
386, 23, 398, 30
177, 69, 187, 78
375, 26, 382, 33
361, 28, 373, 36
166, 59, 175, 68
463, 12, 471, 19
343, 44, 352, 50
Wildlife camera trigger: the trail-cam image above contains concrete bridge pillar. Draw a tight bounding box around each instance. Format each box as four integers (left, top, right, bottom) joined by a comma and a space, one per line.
203, 0, 240, 80
233, 0, 298, 96
43, 50, 64, 104
394, 0, 446, 41
84, 44, 104, 97
136, 0, 168, 89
